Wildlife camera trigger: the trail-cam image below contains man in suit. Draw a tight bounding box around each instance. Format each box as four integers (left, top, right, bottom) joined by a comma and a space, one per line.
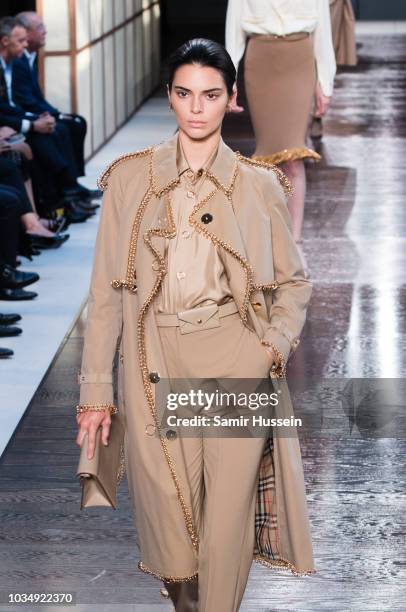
0, 17, 96, 221
14, 11, 93, 189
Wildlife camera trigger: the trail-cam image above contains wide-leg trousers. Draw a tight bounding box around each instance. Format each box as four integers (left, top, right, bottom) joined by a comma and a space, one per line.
157, 309, 272, 612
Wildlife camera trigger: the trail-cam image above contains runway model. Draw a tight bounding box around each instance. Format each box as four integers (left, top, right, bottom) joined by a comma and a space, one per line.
76, 38, 315, 611
226, 0, 336, 273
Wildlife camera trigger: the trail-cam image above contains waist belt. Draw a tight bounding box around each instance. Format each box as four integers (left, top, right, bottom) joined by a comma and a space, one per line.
252, 31, 310, 42
156, 300, 239, 334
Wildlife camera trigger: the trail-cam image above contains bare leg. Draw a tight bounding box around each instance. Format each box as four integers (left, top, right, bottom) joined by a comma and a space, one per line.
280, 159, 309, 275
21, 212, 55, 237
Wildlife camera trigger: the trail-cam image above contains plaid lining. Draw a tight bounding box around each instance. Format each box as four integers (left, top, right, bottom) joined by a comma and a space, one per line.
254, 434, 280, 560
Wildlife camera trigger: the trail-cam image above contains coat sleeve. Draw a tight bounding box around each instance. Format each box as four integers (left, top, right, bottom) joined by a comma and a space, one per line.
262, 171, 313, 364
77, 168, 124, 407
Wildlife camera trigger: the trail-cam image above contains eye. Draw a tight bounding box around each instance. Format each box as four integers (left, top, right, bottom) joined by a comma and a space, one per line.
207, 93, 219, 100
176, 91, 188, 98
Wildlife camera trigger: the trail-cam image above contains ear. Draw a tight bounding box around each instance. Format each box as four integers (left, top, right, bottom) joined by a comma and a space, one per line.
229, 83, 238, 107
166, 83, 171, 103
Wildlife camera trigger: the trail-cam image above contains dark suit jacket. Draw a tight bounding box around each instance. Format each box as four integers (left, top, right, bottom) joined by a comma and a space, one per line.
0, 61, 38, 131
13, 52, 59, 116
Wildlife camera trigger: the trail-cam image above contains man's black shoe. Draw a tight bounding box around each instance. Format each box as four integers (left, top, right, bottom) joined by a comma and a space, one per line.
27, 233, 70, 250
74, 200, 100, 212
0, 288, 38, 301
0, 347, 13, 358
0, 325, 22, 337
0, 264, 40, 290
0, 313, 22, 325
64, 202, 94, 223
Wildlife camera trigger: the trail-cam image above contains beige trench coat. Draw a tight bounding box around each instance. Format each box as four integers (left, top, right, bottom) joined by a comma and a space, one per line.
78, 132, 316, 580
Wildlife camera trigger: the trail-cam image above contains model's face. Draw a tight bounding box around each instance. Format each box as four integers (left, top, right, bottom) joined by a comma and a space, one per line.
168, 63, 236, 140
27, 16, 47, 50
4, 26, 28, 58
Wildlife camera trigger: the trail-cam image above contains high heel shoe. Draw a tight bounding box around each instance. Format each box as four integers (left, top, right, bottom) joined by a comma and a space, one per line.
26, 233, 70, 250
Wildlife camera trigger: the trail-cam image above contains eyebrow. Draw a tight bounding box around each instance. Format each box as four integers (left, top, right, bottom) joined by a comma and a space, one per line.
174, 86, 224, 93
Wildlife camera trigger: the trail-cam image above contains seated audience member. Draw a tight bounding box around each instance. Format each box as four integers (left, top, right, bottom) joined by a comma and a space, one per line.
0, 17, 97, 223
14, 11, 97, 195
0, 127, 68, 237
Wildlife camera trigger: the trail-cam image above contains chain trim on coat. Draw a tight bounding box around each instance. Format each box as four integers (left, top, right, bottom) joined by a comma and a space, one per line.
97, 147, 152, 191
138, 561, 198, 583
236, 151, 294, 197
136, 188, 200, 552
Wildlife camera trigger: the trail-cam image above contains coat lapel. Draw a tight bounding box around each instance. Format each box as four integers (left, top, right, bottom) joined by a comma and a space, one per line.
140, 132, 255, 324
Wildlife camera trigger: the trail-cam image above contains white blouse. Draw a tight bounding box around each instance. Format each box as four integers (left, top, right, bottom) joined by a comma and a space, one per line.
225, 0, 337, 96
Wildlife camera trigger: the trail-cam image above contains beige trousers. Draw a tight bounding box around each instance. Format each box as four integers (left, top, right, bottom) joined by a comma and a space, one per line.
157, 310, 272, 612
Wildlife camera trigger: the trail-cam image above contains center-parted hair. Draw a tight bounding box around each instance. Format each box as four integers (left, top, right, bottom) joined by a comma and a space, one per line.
167, 38, 236, 96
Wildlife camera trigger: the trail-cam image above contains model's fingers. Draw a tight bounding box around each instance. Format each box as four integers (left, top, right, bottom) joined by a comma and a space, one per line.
101, 418, 111, 446
86, 425, 98, 460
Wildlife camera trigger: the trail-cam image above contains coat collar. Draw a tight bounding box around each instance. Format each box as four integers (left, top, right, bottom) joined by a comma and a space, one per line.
150, 131, 238, 197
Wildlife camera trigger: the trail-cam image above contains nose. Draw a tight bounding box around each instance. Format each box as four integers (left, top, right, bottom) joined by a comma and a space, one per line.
191, 95, 202, 114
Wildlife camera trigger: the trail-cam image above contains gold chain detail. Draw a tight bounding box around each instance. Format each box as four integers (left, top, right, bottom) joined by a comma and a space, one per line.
75, 404, 117, 415
137, 193, 199, 552
97, 147, 152, 191
253, 554, 316, 576
187, 170, 255, 327
260, 340, 286, 378
235, 151, 293, 197
117, 441, 126, 485
253, 281, 279, 291
138, 561, 198, 583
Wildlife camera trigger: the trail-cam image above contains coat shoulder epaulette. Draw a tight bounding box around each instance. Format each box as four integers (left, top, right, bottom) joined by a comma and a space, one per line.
235, 152, 293, 197
97, 147, 152, 191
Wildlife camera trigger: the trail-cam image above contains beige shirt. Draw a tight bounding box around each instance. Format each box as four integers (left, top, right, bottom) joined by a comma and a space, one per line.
225, 0, 336, 96
154, 136, 234, 314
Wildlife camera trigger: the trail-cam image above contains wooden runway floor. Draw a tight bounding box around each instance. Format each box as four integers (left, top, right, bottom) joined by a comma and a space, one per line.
0, 34, 404, 611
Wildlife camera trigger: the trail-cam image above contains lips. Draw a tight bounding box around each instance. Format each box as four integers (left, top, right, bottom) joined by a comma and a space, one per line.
188, 121, 206, 126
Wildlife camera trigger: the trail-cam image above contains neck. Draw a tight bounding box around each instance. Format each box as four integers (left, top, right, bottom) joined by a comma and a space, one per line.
178, 127, 221, 172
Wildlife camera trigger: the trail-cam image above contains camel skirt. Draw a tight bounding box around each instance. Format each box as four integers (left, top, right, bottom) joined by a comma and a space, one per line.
330, 0, 357, 66
244, 32, 320, 165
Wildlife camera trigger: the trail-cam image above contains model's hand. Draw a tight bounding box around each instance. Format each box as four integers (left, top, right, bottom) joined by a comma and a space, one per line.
314, 81, 332, 117
263, 346, 276, 365
76, 410, 111, 460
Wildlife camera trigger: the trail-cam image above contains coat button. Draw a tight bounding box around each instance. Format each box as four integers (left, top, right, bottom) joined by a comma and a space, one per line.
149, 371, 160, 383
152, 260, 160, 271
201, 213, 213, 224
166, 429, 177, 440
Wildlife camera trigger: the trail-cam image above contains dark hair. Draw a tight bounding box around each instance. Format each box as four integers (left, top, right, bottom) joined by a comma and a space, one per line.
0, 17, 22, 40
167, 38, 236, 96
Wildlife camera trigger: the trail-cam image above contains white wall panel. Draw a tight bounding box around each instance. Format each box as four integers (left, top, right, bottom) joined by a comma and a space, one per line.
134, 0, 142, 12
126, 0, 135, 18
126, 23, 135, 115
114, 0, 126, 26
89, 0, 103, 41
44, 56, 71, 112
103, 35, 116, 137
114, 28, 126, 125
91, 41, 105, 150
77, 48, 92, 159
76, 0, 90, 50
152, 2, 160, 87
142, 7, 152, 93
42, 0, 70, 51
102, 0, 114, 33
134, 15, 143, 106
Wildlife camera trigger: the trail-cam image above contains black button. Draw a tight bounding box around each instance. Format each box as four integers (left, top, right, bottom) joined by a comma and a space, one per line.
149, 371, 160, 383
166, 429, 177, 440
201, 213, 213, 224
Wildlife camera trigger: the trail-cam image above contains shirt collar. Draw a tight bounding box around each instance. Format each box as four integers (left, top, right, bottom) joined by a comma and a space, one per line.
176, 133, 220, 178
24, 49, 37, 67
